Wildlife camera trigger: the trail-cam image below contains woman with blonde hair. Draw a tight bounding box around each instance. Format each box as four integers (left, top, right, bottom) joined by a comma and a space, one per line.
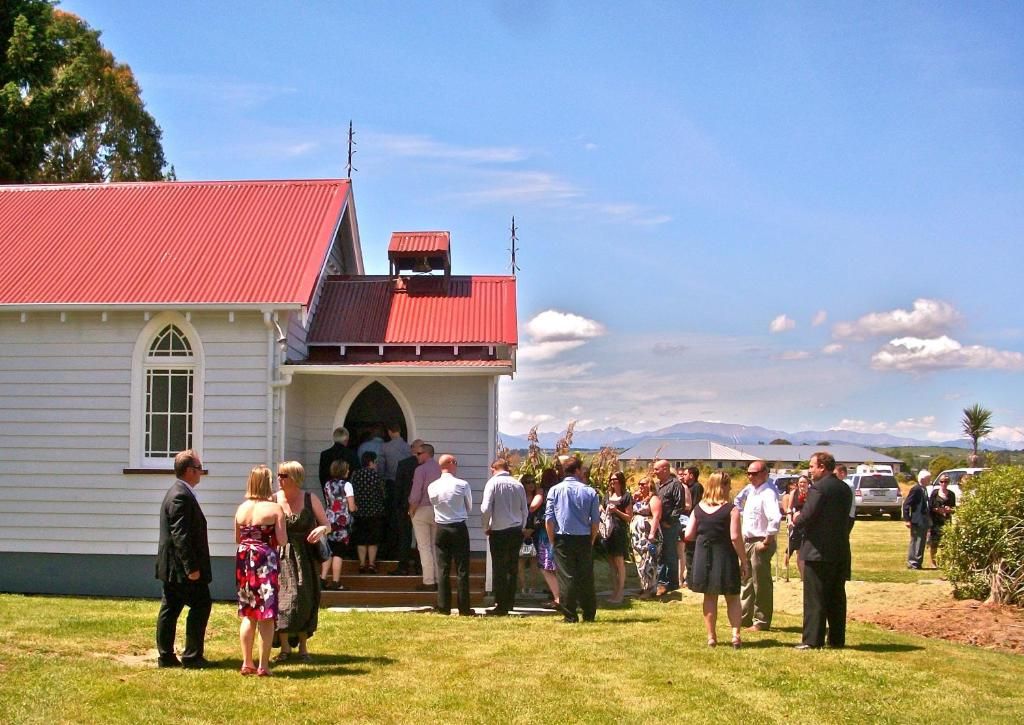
630, 477, 663, 599
234, 465, 286, 676
684, 471, 749, 648
274, 461, 331, 662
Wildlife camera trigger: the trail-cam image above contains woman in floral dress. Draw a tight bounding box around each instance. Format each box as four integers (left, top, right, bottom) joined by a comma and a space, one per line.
234, 465, 286, 676
630, 477, 663, 598
321, 459, 357, 589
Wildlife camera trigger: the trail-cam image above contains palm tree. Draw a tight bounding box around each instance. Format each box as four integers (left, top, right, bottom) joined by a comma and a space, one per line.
961, 404, 994, 464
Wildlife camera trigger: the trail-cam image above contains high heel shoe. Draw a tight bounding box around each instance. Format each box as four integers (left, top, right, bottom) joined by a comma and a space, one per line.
707, 638, 717, 648
732, 637, 742, 649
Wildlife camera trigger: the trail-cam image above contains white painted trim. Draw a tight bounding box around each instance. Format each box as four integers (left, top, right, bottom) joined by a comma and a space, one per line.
128, 312, 205, 468
283, 364, 513, 377
331, 376, 417, 442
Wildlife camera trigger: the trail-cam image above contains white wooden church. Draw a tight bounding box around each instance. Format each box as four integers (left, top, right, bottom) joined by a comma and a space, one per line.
0, 180, 517, 598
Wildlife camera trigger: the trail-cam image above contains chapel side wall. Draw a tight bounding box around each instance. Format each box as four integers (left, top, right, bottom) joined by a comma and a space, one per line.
0, 311, 272, 561
296, 374, 494, 550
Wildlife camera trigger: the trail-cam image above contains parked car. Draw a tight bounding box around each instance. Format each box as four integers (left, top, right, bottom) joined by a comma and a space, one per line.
928, 467, 989, 499
849, 470, 903, 519
770, 474, 803, 497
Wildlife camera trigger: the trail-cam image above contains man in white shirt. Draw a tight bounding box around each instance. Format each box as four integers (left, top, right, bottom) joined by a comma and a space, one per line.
835, 464, 856, 531
735, 459, 781, 631
428, 454, 475, 616
480, 458, 529, 616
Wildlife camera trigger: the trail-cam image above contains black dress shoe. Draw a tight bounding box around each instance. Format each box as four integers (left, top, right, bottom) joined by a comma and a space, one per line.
415, 582, 438, 591
459, 611, 479, 618
485, 608, 509, 617
157, 657, 182, 668
181, 657, 213, 669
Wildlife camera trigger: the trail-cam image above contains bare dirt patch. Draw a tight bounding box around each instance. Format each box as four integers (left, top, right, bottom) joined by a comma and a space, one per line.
772, 577, 1024, 653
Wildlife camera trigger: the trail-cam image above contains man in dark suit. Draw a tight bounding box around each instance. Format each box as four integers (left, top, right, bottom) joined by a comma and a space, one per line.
388, 439, 423, 576
155, 449, 212, 668
793, 451, 853, 649
319, 426, 359, 494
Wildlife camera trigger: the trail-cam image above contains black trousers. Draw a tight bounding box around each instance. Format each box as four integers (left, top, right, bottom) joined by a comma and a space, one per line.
802, 560, 847, 648
156, 580, 212, 663
489, 526, 523, 612
435, 522, 471, 614
554, 534, 596, 622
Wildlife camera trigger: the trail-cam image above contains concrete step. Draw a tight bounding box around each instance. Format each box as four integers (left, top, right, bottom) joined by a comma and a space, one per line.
321, 588, 488, 608
334, 559, 487, 575
326, 574, 485, 592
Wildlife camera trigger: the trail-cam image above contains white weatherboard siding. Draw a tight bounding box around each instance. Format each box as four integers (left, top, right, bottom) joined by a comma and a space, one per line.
294, 373, 496, 550
0, 311, 275, 559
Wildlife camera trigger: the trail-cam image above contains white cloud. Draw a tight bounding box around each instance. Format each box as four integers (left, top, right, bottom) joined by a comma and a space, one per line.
892, 416, 936, 430
769, 314, 796, 333
812, 310, 828, 327
507, 411, 555, 425
452, 170, 582, 205
992, 425, 1024, 443
652, 342, 687, 356
833, 299, 960, 340
365, 132, 526, 163
822, 343, 843, 355
517, 340, 587, 362
832, 419, 889, 433
525, 310, 606, 343
871, 336, 1024, 372
569, 405, 583, 415
779, 350, 811, 360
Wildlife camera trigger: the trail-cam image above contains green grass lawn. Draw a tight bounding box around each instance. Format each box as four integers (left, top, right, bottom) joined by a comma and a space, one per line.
1, 520, 1018, 724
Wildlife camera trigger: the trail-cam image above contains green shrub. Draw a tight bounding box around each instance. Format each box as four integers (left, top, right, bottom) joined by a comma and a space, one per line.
940, 466, 1024, 605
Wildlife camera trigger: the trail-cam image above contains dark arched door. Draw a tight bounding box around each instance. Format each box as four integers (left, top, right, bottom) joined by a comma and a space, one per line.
343, 381, 408, 446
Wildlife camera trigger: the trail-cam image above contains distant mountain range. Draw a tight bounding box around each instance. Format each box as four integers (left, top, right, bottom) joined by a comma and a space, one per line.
498, 420, 1017, 451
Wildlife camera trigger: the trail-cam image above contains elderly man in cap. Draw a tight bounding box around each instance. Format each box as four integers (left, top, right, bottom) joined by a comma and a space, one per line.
903, 470, 932, 570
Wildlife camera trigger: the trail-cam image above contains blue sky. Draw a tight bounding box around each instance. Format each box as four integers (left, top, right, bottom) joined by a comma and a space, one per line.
61, 1, 1024, 444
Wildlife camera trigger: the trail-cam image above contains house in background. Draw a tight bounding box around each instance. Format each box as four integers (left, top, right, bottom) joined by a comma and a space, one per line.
0, 180, 517, 599
618, 439, 902, 473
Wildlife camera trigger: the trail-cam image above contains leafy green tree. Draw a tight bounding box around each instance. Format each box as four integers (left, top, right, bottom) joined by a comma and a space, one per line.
1, 0, 171, 182
962, 404, 994, 464
769, 438, 791, 445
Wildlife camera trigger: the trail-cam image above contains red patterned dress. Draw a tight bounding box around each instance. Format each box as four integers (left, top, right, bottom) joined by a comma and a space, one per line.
236, 523, 280, 620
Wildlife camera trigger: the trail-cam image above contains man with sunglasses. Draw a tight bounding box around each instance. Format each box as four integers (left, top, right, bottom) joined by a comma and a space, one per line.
155, 449, 212, 668
735, 460, 781, 631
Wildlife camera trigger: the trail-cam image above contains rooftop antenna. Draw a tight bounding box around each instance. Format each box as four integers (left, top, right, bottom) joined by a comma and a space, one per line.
346, 120, 357, 178
508, 215, 520, 276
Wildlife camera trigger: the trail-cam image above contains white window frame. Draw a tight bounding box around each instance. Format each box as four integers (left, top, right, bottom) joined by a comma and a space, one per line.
129, 313, 205, 468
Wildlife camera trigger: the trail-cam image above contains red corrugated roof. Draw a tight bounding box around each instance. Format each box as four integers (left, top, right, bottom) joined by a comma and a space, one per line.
388, 231, 449, 255
0, 179, 351, 305
309, 275, 517, 345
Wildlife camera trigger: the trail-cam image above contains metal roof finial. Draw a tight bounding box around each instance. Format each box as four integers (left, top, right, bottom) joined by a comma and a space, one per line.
346, 121, 357, 178
509, 215, 520, 276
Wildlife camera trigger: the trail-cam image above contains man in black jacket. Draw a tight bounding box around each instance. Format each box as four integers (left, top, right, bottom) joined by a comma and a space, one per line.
793, 451, 853, 649
319, 427, 359, 493
388, 439, 423, 576
155, 449, 212, 668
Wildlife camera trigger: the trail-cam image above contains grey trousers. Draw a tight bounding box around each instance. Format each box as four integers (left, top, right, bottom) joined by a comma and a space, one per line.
740, 537, 776, 628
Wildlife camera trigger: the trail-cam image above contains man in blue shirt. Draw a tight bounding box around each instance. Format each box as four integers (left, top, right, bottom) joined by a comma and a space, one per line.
545, 456, 600, 622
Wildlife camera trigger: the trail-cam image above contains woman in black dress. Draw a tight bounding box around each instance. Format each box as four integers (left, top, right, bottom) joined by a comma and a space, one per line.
350, 451, 386, 573
928, 474, 957, 569
684, 471, 749, 648
601, 472, 633, 604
